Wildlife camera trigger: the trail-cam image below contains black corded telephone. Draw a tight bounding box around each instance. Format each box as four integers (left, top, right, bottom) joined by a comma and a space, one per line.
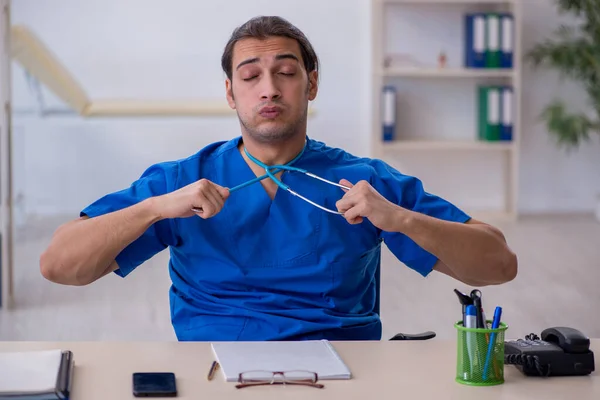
504, 327, 595, 377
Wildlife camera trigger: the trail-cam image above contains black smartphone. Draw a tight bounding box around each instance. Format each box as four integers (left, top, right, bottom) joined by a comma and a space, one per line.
132, 372, 177, 397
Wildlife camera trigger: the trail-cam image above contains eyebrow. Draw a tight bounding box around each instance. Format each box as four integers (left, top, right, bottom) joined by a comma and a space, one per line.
236, 53, 300, 70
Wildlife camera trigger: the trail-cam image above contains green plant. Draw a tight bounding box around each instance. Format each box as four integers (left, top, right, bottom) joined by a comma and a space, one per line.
525, 0, 600, 150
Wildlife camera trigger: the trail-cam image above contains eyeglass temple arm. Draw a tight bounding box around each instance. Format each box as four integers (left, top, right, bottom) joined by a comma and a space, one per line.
236, 381, 324, 389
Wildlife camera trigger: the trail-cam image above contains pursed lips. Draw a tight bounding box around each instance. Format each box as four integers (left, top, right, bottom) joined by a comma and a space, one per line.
259, 106, 283, 118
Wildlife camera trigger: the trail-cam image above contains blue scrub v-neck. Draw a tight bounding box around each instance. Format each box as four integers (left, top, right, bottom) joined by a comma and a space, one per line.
222, 141, 322, 270
231, 143, 283, 206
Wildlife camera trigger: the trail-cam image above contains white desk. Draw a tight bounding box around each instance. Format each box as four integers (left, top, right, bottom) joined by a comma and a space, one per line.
1, 340, 598, 399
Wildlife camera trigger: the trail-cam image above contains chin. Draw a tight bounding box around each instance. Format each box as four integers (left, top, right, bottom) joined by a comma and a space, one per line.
253, 132, 295, 144
240, 112, 305, 143
247, 126, 298, 144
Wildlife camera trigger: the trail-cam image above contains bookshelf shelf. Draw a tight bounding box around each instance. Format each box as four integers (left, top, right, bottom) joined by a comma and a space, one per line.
381, 67, 515, 78
371, 0, 522, 219
383, 0, 515, 4
381, 140, 514, 151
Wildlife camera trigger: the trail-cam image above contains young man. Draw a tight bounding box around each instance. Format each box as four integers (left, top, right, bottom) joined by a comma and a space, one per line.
40, 16, 517, 341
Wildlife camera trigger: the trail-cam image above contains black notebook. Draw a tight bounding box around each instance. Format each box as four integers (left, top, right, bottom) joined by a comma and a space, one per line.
0, 349, 74, 400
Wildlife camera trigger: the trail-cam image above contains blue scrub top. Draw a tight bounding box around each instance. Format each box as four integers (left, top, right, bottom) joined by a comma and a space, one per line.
81, 136, 470, 341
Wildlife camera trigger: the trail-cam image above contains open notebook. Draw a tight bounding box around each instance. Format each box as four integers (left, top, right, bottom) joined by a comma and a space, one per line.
0, 349, 74, 399
211, 340, 352, 382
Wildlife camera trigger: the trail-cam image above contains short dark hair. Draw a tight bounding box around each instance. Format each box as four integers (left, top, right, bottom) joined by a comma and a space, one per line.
221, 16, 319, 81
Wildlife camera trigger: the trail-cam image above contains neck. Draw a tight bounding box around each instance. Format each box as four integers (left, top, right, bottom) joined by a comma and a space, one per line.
240, 134, 306, 166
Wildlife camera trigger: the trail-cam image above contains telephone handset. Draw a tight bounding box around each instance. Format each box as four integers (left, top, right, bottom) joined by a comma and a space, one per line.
504, 326, 595, 377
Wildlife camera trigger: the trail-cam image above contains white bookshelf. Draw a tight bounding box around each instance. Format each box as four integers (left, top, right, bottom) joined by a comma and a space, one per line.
382, 67, 514, 78
381, 140, 514, 152
386, 0, 515, 4
370, 0, 522, 219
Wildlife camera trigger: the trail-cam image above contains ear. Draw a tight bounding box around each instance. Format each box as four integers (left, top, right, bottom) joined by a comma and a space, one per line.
225, 79, 236, 109
307, 70, 318, 101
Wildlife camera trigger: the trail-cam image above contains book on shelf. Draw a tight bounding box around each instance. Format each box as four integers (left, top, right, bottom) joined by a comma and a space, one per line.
464, 13, 486, 68
500, 86, 513, 141
478, 85, 513, 142
382, 85, 396, 142
464, 12, 513, 69
500, 13, 514, 68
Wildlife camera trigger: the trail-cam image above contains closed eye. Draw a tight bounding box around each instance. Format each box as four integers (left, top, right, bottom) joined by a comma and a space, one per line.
243, 76, 258, 81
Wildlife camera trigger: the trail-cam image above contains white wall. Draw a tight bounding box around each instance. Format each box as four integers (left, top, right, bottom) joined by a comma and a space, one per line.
10, 0, 372, 218
9, 0, 600, 218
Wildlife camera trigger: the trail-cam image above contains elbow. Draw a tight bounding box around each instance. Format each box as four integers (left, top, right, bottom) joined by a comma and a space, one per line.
40, 219, 97, 286
499, 249, 518, 284
40, 248, 59, 282
462, 249, 518, 287
39, 248, 71, 285
39, 248, 90, 286
485, 225, 518, 284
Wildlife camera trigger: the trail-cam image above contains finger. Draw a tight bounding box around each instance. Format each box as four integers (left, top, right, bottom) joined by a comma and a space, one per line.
214, 183, 231, 204
339, 179, 354, 193
347, 216, 364, 224
205, 189, 225, 216
215, 185, 231, 200
193, 181, 229, 217
344, 205, 364, 225
336, 197, 355, 214
204, 185, 225, 210
193, 192, 215, 218
200, 180, 225, 208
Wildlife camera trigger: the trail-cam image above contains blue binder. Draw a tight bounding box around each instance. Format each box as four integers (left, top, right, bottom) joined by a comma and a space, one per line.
464, 13, 486, 68
500, 86, 513, 141
382, 86, 396, 142
500, 13, 514, 68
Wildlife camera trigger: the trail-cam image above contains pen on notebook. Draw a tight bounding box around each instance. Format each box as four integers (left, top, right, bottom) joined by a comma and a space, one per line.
207, 361, 219, 381
482, 306, 502, 381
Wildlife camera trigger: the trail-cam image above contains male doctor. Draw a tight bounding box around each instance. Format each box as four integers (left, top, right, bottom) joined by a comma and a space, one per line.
40, 16, 517, 341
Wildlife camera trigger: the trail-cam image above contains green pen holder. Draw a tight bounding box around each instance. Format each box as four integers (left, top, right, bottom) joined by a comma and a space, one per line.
455, 320, 508, 386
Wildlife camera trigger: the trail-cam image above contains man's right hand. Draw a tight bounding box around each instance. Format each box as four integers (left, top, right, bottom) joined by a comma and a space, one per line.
154, 179, 230, 219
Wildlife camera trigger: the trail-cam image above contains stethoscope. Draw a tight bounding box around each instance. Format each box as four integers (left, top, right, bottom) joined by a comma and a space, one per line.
191, 142, 350, 215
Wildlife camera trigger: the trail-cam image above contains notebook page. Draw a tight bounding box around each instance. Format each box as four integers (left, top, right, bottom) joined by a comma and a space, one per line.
0, 349, 62, 395
211, 340, 351, 382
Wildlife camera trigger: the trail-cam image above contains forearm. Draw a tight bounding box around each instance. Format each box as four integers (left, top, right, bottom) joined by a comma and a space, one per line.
392, 209, 517, 286
40, 198, 162, 286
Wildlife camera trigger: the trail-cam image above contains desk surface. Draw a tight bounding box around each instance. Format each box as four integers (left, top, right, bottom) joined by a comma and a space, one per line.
1, 340, 598, 399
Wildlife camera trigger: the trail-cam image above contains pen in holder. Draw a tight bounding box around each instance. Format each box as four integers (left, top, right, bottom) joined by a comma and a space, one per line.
455, 320, 508, 386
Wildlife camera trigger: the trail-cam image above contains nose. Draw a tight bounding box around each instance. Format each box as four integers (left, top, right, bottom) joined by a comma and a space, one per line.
259, 74, 281, 102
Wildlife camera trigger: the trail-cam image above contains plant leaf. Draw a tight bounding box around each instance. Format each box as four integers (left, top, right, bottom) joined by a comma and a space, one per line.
556, 0, 586, 15
540, 100, 599, 150
527, 0, 600, 152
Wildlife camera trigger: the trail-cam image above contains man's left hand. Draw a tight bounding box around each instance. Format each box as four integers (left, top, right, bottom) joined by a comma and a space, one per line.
335, 179, 405, 232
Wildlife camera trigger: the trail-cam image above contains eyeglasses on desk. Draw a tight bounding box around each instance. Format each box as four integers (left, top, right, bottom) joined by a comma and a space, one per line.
236, 370, 324, 389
